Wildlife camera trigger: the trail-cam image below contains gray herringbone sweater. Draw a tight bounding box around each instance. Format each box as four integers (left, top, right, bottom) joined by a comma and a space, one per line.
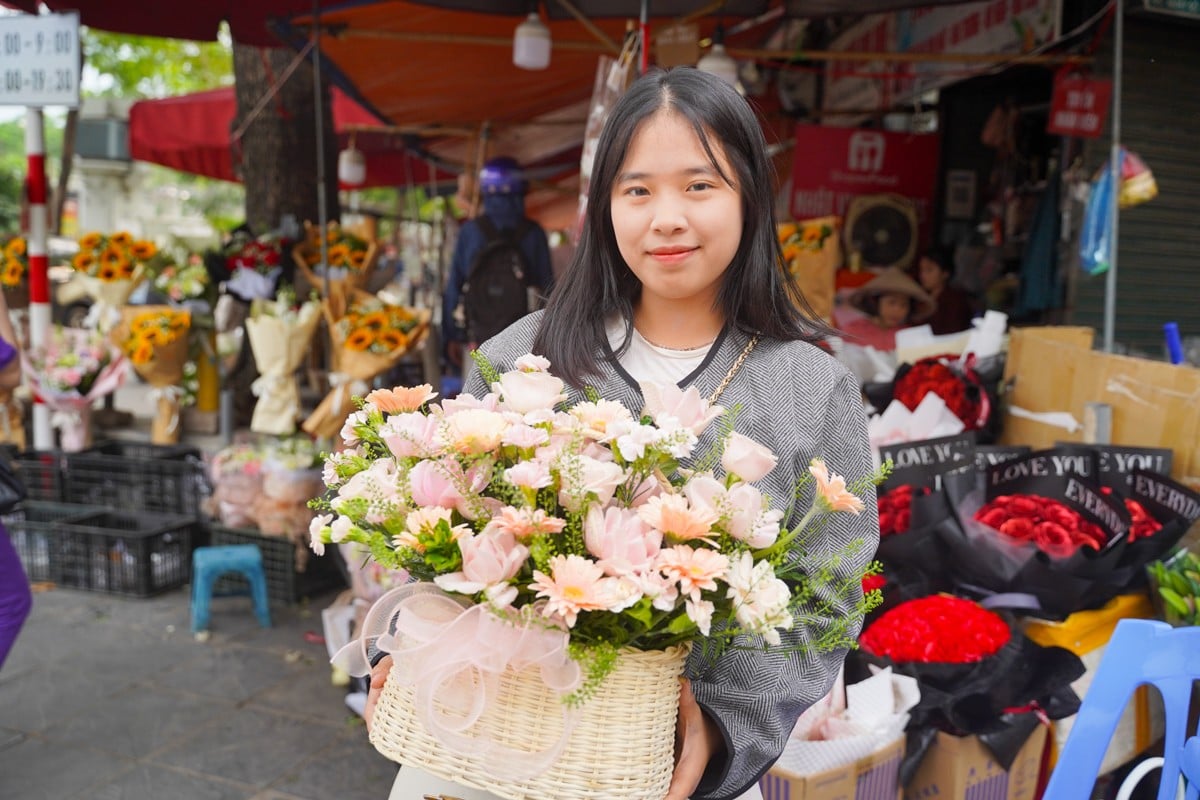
465, 311, 878, 800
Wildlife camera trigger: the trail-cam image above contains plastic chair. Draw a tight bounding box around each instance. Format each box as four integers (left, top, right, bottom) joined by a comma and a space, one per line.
1043, 619, 1200, 800
191, 544, 272, 633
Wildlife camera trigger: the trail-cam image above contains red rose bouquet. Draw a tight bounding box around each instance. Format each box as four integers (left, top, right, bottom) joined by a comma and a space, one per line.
849, 592, 1084, 784
892, 355, 991, 431
974, 494, 1108, 558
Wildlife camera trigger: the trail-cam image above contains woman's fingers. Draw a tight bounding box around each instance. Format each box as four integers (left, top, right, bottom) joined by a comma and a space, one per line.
363, 655, 393, 733
664, 679, 713, 800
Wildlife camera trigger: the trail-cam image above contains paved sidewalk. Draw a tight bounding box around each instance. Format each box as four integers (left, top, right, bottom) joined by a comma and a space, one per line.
0, 585, 400, 799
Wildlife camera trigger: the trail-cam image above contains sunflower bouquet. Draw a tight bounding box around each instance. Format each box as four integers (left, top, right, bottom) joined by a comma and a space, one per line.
245, 285, 322, 435
74, 231, 157, 330
1, 234, 28, 308
301, 288, 430, 439
112, 306, 192, 443
292, 220, 378, 297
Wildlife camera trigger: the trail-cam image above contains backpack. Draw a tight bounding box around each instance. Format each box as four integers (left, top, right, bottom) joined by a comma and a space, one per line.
461, 216, 534, 344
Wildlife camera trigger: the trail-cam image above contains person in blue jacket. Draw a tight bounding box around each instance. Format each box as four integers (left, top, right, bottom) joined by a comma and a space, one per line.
441, 157, 553, 374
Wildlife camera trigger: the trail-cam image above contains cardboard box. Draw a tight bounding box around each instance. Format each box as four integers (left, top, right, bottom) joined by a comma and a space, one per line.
904, 726, 1046, 800
1000, 326, 1200, 484
760, 735, 903, 800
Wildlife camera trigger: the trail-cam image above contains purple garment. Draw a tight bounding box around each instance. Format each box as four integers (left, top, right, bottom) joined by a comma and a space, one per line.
0, 337, 15, 369
0, 522, 32, 669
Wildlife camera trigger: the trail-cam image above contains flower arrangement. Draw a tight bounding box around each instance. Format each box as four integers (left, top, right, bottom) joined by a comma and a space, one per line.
223, 231, 283, 276
2, 235, 27, 288
313, 354, 879, 682
778, 220, 836, 262
877, 484, 918, 538
112, 307, 192, 443
974, 494, 1109, 558
22, 326, 127, 451
153, 255, 210, 303
312, 354, 881, 797
246, 285, 322, 436
893, 355, 989, 431
293, 220, 379, 296
1098, 486, 1162, 542
860, 595, 1011, 664
118, 308, 191, 366
301, 289, 430, 439
74, 231, 157, 282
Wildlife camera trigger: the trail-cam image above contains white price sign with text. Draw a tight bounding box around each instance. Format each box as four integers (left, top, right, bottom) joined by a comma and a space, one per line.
0, 12, 79, 107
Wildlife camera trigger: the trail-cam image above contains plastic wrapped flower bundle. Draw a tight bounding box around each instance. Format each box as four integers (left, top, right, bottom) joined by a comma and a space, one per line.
301, 289, 430, 439
892, 355, 990, 432
22, 326, 127, 451
222, 230, 284, 301
309, 354, 881, 800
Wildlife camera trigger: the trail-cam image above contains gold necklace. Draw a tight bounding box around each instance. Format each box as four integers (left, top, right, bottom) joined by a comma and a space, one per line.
634, 327, 718, 352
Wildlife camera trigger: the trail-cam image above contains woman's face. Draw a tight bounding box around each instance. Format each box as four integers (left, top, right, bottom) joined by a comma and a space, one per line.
877, 293, 912, 328
609, 110, 743, 313
918, 257, 947, 294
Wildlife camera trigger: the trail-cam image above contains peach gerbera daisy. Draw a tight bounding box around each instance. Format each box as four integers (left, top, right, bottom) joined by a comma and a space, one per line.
365, 383, 437, 414
809, 458, 865, 515
656, 545, 729, 600
530, 555, 613, 628
637, 494, 719, 544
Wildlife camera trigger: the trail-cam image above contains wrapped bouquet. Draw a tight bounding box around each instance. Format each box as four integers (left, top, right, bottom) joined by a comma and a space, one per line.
246, 286, 321, 435
22, 326, 127, 451
311, 354, 880, 800
301, 289, 430, 439
222, 231, 284, 301
292, 221, 378, 297
73, 231, 156, 330
113, 306, 192, 444
2, 234, 29, 308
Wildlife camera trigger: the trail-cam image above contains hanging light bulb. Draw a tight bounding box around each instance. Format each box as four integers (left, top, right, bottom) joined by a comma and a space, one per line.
513, 12, 551, 71
696, 24, 740, 88
338, 141, 367, 188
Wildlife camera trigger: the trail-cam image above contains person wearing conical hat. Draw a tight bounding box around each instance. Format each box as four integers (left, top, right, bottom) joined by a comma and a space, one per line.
839, 266, 935, 351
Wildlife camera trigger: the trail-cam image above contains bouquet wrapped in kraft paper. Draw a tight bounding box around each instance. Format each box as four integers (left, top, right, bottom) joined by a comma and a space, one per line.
246, 288, 321, 435
301, 288, 430, 440
292, 221, 378, 298
113, 306, 192, 444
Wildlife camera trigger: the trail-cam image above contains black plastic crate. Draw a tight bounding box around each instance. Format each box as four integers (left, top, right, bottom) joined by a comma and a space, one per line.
63, 440, 211, 517
3, 501, 102, 582
208, 524, 345, 606
11, 450, 68, 502
54, 509, 193, 597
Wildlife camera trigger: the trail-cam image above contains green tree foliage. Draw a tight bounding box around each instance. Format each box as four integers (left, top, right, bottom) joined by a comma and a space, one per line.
82, 28, 233, 98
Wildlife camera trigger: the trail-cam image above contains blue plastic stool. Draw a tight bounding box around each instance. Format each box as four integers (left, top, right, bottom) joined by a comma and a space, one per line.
191, 545, 271, 633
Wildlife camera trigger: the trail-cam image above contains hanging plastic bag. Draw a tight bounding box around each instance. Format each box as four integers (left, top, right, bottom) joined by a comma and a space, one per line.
1119, 148, 1158, 208
1079, 157, 1116, 275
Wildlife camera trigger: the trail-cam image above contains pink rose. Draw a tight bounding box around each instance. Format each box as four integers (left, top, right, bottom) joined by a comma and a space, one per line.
584, 506, 662, 575
382, 412, 441, 459
640, 381, 724, 435
721, 432, 778, 483
434, 529, 529, 607
494, 369, 566, 415
407, 460, 465, 510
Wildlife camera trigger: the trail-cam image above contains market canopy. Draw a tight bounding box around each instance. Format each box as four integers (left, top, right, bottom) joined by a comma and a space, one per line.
128, 85, 455, 188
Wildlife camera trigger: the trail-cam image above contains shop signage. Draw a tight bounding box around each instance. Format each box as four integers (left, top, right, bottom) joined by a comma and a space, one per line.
1141, 0, 1200, 19
789, 124, 939, 232
1047, 73, 1111, 138
0, 12, 79, 107
824, 0, 1061, 118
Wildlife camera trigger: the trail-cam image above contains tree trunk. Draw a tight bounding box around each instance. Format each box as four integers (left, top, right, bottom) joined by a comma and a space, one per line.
231, 44, 340, 235
53, 107, 78, 235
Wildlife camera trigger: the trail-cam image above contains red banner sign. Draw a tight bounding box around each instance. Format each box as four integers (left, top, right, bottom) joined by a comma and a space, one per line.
788, 125, 940, 235
1047, 74, 1112, 139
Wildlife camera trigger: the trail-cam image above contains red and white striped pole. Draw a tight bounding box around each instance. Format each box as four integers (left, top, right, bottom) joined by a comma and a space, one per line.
25, 107, 52, 449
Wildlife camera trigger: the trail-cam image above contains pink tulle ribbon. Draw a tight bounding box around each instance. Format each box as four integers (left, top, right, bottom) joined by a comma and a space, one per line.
332, 583, 583, 780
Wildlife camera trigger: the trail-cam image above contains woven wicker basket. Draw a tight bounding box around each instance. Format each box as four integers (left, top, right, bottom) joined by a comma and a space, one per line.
369, 645, 689, 800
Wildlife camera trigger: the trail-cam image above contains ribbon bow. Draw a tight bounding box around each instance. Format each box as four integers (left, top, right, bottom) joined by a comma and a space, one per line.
334, 584, 583, 780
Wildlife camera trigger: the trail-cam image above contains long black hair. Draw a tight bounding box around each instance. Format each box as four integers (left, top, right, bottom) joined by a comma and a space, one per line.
533, 67, 829, 388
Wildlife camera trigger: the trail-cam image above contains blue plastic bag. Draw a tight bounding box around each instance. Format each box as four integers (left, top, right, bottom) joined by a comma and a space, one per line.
1079, 152, 1119, 276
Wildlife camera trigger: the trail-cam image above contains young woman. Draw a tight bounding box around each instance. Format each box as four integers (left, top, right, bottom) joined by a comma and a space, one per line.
0, 287, 31, 670
366, 67, 878, 800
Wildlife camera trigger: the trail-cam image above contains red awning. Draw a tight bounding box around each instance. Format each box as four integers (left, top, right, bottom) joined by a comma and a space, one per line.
129, 86, 455, 188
